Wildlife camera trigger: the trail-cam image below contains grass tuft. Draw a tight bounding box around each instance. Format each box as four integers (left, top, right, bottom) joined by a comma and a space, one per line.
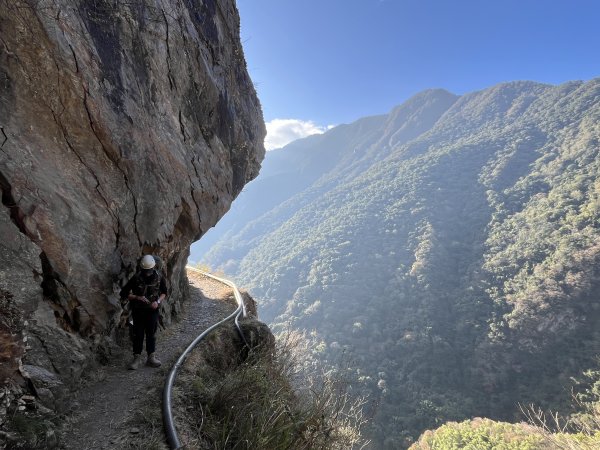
175, 327, 369, 449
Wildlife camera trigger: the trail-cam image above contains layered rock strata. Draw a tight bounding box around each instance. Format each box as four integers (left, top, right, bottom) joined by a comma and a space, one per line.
0, 0, 264, 412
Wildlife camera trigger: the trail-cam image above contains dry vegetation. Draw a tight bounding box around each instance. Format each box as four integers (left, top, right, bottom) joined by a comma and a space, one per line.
0, 290, 24, 383
173, 326, 369, 449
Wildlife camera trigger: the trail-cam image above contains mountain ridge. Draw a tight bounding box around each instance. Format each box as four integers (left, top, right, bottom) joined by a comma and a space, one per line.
193, 77, 600, 447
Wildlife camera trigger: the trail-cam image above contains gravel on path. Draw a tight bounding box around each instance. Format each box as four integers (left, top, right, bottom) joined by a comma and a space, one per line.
60, 269, 236, 450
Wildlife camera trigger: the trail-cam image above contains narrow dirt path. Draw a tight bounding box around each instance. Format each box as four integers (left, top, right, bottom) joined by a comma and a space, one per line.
61, 269, 236, 450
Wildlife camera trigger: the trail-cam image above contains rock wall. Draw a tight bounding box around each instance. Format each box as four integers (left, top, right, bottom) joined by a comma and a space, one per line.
0, 0, 265, 410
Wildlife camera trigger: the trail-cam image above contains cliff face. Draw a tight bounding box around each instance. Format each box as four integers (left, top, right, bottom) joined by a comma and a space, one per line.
0, 0, 264, 409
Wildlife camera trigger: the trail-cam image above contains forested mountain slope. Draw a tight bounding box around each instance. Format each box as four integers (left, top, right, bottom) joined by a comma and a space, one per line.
197, 79, 600, 448
192, 89, 457, 259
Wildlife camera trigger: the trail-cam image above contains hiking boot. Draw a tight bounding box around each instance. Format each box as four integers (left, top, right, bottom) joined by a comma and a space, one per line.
128, 354, 143, 370
146, 353, 161, 368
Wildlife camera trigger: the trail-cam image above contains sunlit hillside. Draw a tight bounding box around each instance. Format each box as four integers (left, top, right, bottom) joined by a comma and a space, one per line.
196, 79, 600, 447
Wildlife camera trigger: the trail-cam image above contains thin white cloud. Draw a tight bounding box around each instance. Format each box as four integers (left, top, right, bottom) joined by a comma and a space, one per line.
265, 119, 334, 151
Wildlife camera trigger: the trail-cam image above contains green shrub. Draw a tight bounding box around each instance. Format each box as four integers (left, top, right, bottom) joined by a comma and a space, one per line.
409, 418, 549, 450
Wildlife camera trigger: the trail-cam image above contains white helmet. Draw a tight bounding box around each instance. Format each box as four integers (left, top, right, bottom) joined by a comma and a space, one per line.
141, 255, 156, 269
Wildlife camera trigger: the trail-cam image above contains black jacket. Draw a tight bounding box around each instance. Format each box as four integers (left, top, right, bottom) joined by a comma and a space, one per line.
120, 270, 167, 309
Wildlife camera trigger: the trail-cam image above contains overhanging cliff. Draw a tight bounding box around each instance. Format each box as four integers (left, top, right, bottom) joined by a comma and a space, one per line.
0, 0, 265, 408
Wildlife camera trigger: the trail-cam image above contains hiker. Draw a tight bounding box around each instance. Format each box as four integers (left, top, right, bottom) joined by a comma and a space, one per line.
120, 254, 167, 370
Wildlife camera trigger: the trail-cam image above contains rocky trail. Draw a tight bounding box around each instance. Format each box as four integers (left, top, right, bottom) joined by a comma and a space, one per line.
60, 269, 237, 450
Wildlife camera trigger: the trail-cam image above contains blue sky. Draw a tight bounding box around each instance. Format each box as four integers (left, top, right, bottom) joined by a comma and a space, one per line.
237, 0, 600, 149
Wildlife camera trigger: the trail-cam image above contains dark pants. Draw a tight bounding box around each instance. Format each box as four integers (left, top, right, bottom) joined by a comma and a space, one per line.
131, 308, 159, 355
